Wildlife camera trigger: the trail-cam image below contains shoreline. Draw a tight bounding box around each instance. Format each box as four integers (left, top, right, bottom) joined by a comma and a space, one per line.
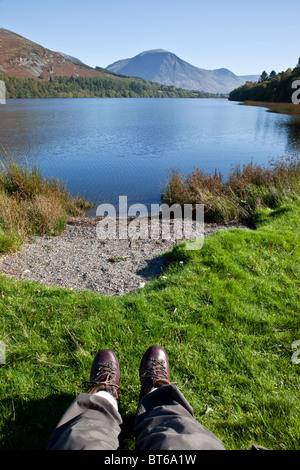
242, 100, 300, 116
0, 216, 249, 296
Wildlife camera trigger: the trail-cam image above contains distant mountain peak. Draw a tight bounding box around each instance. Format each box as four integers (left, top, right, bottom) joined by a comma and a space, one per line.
58, 52, 84, 65
139, 49, 169, 54
106, 49, 258, 94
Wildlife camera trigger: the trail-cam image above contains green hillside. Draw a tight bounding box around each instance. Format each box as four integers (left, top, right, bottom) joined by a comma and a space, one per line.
0, 73, 226, 99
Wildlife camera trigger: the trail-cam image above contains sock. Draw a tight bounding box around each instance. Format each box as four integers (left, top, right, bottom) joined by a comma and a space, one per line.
94, 390, 118, 410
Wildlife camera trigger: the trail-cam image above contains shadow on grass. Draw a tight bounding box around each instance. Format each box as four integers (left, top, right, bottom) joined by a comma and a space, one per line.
0, 393, 138, 450
0, 393, 74, 450
269, 206, 292, 218
118, 409, 137, 450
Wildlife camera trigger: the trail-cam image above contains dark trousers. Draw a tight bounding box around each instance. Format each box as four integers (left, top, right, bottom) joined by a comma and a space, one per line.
47, 384, 225, 450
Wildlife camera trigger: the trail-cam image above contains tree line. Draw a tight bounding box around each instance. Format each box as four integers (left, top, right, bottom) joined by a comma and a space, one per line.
229, 59, 300, 103
0, 74, 227, 99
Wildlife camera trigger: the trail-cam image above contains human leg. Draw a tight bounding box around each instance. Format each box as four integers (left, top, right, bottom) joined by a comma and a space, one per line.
134, 346, 225, 450
47, 349, 122, 450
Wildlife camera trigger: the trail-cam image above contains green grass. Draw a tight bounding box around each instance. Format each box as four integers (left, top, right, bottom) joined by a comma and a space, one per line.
0, 197, 299, 450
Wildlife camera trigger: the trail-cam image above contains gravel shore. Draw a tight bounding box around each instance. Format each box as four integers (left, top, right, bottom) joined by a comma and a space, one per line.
0, 217, 249, 295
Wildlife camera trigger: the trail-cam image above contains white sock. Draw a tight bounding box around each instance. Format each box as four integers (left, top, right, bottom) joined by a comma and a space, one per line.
94, 390, 118, 410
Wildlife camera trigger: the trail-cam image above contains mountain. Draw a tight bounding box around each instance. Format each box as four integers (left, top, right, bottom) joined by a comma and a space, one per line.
106, 50, 258, 94
240, 74, 260, 82
58, 53, 84, 65
0, 28, 108, 80
0, 29, 215, 99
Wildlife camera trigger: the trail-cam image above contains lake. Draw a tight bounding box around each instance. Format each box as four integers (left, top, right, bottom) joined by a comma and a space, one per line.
0, 98, 299, 213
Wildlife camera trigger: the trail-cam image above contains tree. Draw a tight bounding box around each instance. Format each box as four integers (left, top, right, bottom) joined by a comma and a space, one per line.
269, 70, 277, 79
259, 71, 269, 82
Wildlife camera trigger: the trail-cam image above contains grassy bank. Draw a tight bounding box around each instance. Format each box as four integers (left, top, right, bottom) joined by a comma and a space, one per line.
0, 156, 299, 450
0, 154, 92, 254
161, 156, 300, 225
243, 101, 300, 116
0, 201, 299, 449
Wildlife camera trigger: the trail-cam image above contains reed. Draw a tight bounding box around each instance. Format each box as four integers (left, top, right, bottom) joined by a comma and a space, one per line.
243, 101, 300, 116
0, 154, 93, 253
161, 155, 300, 224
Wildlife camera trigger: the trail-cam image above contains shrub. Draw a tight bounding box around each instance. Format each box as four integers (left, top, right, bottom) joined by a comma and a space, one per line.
0, 155, 93, 253
161, 156, 300, 224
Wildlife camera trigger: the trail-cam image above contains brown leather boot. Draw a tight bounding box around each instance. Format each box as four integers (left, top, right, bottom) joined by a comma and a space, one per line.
139, 346, 173, 400
83, 349, 120, 400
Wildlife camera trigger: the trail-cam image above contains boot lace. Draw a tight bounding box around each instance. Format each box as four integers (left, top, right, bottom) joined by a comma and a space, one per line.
83, 361, 120, 393
141, 358, 175, 387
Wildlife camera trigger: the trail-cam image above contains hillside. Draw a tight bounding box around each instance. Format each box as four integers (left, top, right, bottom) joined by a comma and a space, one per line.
0, 28, 106, 80
1, 73, 218, 99
229, 62, 300, 103
0, 29, 226, 99
106, 49, 259, 94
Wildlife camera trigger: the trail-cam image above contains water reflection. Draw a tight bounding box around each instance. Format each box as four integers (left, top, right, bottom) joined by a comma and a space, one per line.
280, 116, 300, 153
0, 98, 299, 209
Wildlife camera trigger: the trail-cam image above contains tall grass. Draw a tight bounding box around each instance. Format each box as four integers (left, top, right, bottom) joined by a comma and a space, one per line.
161, 155, 300, 224
244, 101, 300, 116
0, 155, 93, 253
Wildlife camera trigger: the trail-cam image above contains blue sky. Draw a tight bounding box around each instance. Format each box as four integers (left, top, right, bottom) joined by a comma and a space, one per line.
0, 0, 299, 75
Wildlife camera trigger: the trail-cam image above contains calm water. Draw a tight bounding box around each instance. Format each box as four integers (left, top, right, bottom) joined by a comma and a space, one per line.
0, 98, 299, 213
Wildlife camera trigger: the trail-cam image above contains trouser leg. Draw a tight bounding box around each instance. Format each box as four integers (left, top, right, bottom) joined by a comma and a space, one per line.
134, 384, 225, 450
47, 392, 122, 450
